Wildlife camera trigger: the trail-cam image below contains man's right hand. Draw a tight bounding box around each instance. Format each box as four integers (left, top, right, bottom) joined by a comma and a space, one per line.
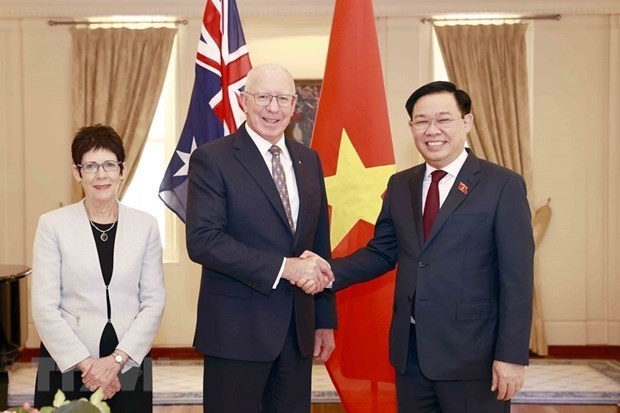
283, 252, 333, 295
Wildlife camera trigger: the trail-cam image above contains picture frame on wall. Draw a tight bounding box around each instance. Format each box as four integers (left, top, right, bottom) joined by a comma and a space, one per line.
285, 79, 322, 148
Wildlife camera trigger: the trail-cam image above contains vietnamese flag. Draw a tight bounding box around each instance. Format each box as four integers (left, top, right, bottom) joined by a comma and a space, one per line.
311, 0, 397, 411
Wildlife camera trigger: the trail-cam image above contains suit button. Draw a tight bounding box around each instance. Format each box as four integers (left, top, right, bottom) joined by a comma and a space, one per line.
408, 295, 413, 302
418, 261, 427, 268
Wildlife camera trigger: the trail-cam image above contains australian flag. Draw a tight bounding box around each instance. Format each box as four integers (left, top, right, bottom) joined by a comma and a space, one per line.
158, 0, 252, 222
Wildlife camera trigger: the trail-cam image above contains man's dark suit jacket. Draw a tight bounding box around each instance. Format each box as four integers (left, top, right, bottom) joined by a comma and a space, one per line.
332, 151, 534, 380
186, 123, 337, 362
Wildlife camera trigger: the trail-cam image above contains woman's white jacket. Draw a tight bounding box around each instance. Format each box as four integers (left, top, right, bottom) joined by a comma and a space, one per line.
32, 200, 165, 373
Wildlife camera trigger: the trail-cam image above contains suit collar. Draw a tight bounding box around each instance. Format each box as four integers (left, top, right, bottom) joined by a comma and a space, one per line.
408, 166, 427, 247
423, 150, 481, 245
232, 125, 298, 238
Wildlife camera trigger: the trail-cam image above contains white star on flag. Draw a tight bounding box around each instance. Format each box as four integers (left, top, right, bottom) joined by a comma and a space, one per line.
173, 137, 198, 177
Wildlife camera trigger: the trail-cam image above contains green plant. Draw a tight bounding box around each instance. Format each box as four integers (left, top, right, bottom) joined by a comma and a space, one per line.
3, 389, 110, 413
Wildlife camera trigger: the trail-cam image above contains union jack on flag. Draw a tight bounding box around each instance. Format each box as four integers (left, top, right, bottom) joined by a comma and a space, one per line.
159, 0, 252, 222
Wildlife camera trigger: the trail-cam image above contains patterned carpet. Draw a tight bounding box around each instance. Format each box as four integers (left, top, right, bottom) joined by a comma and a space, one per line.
7, 359, 620, 406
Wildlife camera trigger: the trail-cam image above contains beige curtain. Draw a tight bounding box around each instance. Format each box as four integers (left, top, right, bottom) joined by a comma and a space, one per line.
435, 23, 548, 355
71, 27, 177, 201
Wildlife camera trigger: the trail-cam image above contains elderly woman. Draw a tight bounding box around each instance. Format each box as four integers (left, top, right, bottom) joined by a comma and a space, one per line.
31, 124, 165, 411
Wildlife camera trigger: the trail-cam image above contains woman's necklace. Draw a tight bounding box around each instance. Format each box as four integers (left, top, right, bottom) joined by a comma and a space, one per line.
84, 200, 118, 242
89, 220, 116, 242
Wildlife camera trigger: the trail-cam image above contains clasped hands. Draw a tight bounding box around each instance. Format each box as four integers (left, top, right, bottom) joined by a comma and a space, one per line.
78, 355, 122, 400
283, 250, 333, 295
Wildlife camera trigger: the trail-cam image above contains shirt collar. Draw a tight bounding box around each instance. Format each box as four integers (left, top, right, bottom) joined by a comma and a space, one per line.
425, 148, 468, 178
245, 124, 290, 160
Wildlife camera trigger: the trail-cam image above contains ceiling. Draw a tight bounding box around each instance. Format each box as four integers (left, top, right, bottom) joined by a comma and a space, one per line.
0, 0, 618, 18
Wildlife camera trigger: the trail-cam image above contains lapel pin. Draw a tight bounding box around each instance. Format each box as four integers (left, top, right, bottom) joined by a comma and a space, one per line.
458, 182, 469, 195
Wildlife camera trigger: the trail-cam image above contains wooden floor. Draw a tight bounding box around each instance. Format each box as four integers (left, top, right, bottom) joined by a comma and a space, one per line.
153, 404, 619, 412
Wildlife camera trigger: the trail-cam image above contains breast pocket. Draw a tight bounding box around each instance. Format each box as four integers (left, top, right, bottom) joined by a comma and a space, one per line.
444, 213, 488, 235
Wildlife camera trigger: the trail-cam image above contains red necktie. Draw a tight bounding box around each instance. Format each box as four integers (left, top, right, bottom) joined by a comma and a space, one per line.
423, 170, 447, 240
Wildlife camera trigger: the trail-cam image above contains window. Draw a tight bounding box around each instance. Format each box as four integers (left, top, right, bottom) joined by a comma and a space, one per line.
432, 30, 449, 82
123, 41, 178, 261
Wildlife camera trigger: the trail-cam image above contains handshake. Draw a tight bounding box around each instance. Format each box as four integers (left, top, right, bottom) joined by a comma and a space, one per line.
282, 250, 333, 295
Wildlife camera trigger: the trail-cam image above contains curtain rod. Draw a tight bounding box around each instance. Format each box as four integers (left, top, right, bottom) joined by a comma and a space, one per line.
48, 19, 188, 26
421, 14, 561, 24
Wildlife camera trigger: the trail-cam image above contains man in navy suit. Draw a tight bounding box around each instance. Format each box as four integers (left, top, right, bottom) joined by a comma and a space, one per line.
304, 81, 534, 412
186, 63, 337, 413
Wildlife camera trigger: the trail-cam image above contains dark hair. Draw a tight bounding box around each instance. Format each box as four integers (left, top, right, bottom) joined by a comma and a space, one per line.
71, 124, 125, 177
404, 81, 472, 119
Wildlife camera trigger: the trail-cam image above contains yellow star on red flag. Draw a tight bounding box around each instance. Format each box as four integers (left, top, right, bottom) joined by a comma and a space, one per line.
325, 130, 395, 248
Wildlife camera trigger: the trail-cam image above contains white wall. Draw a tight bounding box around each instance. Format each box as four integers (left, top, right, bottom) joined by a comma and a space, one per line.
0, 20, 25, 266
0, 0, 619, 349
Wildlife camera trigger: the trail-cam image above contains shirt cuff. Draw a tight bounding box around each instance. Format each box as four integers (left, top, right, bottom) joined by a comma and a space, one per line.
272, 257, 286, 289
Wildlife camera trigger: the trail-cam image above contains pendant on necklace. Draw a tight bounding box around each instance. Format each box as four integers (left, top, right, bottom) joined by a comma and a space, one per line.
89, 219, 115, 242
